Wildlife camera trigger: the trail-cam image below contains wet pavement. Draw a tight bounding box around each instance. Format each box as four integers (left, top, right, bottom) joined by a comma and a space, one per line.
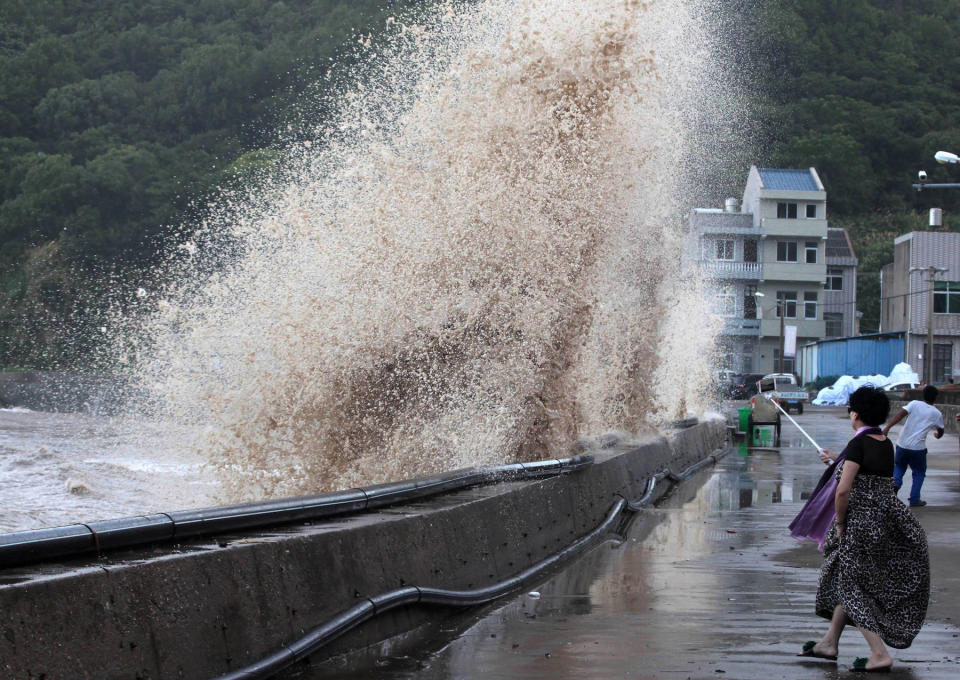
304, 406, 960, 679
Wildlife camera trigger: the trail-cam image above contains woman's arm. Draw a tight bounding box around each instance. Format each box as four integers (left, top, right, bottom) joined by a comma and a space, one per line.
835, 460, 860, 538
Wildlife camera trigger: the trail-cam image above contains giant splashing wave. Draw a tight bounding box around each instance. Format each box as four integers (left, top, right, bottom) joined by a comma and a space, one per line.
125, 0, 728, 501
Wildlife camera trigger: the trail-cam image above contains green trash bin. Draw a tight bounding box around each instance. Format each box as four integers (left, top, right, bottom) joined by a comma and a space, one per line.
756, 425, 772, 446
738, 406, 750, 434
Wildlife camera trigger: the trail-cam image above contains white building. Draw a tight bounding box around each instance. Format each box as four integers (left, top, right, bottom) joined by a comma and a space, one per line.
692, 166, 855, 376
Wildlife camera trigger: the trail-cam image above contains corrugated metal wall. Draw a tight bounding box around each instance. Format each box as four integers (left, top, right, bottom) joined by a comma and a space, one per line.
814, 334, 905, 379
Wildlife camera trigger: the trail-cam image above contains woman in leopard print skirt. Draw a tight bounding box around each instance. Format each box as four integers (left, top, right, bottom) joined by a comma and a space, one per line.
801, 386, 929, 672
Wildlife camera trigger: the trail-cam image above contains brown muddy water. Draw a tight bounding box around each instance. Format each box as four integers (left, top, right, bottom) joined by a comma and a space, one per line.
0, 406, 218, 532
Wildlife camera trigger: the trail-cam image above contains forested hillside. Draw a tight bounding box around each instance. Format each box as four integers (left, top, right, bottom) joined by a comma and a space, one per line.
2, 0, 960, 366
751, 0, 960, 331
0, 0, 411, 367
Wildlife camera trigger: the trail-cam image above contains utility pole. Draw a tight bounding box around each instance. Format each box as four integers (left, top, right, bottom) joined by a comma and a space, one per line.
778, 294, 785, 374
754, 290, 785, 374
928, 276, 935, 384
911, 265, 947, 384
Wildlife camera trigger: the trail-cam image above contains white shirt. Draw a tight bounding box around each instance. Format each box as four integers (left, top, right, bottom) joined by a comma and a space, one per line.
897, 400, 945, 451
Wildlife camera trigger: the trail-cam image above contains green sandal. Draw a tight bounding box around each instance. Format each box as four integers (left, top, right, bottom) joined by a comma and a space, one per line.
797, 640, 837, 661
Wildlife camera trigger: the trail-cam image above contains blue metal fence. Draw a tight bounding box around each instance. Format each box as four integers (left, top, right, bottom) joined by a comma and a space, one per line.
800, 332, 905, 383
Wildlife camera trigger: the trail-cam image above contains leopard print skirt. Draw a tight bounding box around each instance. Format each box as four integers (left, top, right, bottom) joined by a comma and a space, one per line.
815, 470, 930, 648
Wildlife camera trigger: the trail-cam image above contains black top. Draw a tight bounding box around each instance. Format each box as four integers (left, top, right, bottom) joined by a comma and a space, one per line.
845, 435, 895, 477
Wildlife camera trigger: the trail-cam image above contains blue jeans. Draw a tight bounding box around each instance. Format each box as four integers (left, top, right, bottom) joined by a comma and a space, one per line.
894, 445, 927, 505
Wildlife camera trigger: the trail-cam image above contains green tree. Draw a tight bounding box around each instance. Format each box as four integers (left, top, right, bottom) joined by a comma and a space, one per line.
772, 132, 878, 214
0, 153, 84, 247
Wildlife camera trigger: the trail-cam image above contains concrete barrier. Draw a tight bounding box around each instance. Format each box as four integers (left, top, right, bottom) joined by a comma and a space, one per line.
0, 417, 727, 679
890, 400, 960, 434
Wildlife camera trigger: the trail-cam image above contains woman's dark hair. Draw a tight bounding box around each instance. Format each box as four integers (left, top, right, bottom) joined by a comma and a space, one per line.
847, 386, 890, 426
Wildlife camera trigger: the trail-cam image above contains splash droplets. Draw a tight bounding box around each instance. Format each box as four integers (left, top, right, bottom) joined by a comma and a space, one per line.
131, 0, 724, 502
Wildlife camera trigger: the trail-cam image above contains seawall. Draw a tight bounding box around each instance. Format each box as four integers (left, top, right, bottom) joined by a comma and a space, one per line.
890, 399, 960, 434
0, 417, 727, 679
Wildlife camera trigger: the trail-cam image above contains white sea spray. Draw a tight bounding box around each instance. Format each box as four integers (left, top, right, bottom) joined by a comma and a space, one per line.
124, 0, 734, 501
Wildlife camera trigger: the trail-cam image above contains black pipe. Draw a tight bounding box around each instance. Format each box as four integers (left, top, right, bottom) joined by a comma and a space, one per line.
0, 454, 594, 569
212, 498, 628, 680
627, 449, 733, 512
210, 444, 735, 680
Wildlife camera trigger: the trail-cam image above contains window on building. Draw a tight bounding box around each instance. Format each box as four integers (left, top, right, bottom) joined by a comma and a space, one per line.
743, 284, 757, 319
825, 267, 843, 290
743, 239, 758, 263
773, 349, 796, 374
824, 312, 843, 337
742, 354, 753, 372
804, 291, 818, 319
805, 241, 818, 264
715, 239, 734, 261
777, 241, 798, 262
776, 291, 797, 318
777, 202, 798, 219
806, 204, 817, 219
933, 281, 960, 314
716, 293, 736, 317
923, 343, 954, 384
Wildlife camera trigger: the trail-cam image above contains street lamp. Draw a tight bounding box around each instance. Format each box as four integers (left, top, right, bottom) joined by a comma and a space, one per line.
935, 150, 960, 165
755, 291, 786, 374
913, 150, 960, 191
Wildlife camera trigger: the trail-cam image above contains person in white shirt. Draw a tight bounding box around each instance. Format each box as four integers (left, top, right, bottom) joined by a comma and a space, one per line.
882, 385, 945, 507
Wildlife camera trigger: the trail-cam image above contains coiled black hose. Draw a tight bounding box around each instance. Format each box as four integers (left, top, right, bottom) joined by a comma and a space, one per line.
626, 449, 730, 511
212, 498, 628, 680
213, 444, 734, 680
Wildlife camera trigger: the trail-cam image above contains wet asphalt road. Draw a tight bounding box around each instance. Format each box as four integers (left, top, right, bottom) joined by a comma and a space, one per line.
308, 406, 960, 679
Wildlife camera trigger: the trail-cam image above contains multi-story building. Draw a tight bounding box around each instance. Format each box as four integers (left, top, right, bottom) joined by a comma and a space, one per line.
880, 231, 960, 383
823, 228, 859, 338
693, 166, 837, 376
690, 196, 762, 375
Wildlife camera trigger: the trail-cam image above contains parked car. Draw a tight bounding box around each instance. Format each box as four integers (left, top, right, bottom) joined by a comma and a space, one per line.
727, 373, 764, 399
885, 381, 920, 393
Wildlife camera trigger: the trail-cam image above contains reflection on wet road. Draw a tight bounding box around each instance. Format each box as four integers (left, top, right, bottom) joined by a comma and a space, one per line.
300, 409, 960, 680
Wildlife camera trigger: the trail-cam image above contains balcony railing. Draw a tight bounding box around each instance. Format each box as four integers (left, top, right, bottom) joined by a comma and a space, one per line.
759, 217, 827, 238
692, 213, 758, 234
719, 318, 761, 336
700, 260, 762, 279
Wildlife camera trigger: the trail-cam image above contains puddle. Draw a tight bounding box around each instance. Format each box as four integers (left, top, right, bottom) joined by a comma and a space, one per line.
289, 424, 960, 679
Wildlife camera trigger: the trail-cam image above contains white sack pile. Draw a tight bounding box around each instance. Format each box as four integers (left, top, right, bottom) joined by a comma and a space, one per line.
811, 362, 920, 406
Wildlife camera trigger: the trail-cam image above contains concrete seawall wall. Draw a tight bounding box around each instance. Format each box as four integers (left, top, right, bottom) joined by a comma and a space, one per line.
890, 400, 960, 434
0, 418, 727, 679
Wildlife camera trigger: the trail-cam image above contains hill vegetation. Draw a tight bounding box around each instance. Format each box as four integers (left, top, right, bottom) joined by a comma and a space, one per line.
750, 0, 960, 331
0, 0, 411, 367
1, 0, 959, 366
